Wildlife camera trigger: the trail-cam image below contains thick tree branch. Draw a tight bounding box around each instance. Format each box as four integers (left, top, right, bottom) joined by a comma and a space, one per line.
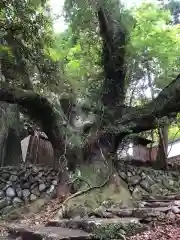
115, 74, 180, 134
84, 74, 180, 155
0, 88, 65, 152
0, 73, 180, 164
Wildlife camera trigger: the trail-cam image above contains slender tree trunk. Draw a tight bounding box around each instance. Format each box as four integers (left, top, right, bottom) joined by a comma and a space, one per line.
155, 125, 168, 169
149, 130, 154, 162
146, 62, 156, 164
146, 60, 168, 168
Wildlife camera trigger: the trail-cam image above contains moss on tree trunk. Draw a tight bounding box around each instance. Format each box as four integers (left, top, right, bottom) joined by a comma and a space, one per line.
59, 157, 133, 219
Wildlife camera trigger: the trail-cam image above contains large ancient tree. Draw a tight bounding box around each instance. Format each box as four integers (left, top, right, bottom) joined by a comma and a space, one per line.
1, 0, 180, 178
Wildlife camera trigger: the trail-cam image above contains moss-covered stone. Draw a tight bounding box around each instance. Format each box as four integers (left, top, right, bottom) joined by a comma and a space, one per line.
93, 222, 147, 239
118, 163, 180, 198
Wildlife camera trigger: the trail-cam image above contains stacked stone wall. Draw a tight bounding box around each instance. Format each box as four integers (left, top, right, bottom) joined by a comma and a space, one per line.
0, 164, 58, 214
118, 162, 180, 198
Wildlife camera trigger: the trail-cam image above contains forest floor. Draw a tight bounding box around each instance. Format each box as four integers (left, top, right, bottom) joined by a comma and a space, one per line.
129, 221, 180, 240
1, 195, 180, 239
0, 197, 61, 237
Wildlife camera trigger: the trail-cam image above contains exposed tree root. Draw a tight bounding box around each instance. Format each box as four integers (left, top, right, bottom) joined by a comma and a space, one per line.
51, 170, 113, 218
69, 176, 92, 188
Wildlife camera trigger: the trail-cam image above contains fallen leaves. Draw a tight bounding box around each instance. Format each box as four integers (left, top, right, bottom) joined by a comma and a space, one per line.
130, 217, 180, 240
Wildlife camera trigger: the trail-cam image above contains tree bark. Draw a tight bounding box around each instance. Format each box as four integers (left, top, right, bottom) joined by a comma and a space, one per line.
98, 6, 126, 108
155, 125, 168, 169
0, 87, 66, 158
90, 3, 128, 159
88, 1, 180, 162
146, 60, 168, 169
146, 60, 155, 163
84, 74, 180, 156
113, 74, 180, 133
0, 102, 22, 166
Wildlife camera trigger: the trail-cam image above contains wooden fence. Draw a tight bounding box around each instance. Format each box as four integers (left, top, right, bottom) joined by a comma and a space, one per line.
21, 131, 54, 167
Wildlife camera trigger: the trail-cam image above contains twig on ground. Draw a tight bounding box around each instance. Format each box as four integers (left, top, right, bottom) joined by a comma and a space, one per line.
69, 176, 92, 188
51, 170, 113, 216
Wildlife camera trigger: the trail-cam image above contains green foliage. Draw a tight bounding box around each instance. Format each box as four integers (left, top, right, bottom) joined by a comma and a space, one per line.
50, 0, 103, 98
168, 125, 180, 141
1, 0, 180, 144
52, 27, 102, 98
1, 0, 180, 98
61, 1, 180, 102
94, 224, 126, 240
0, 0, 60, 91
64, 0, 97, 34
127, 2, 180, 91
124, 2, 180, 142
0, 45, 12, 57
168, 114, 180, 141
94, 222, 145, 239
1, 0, 53, 53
